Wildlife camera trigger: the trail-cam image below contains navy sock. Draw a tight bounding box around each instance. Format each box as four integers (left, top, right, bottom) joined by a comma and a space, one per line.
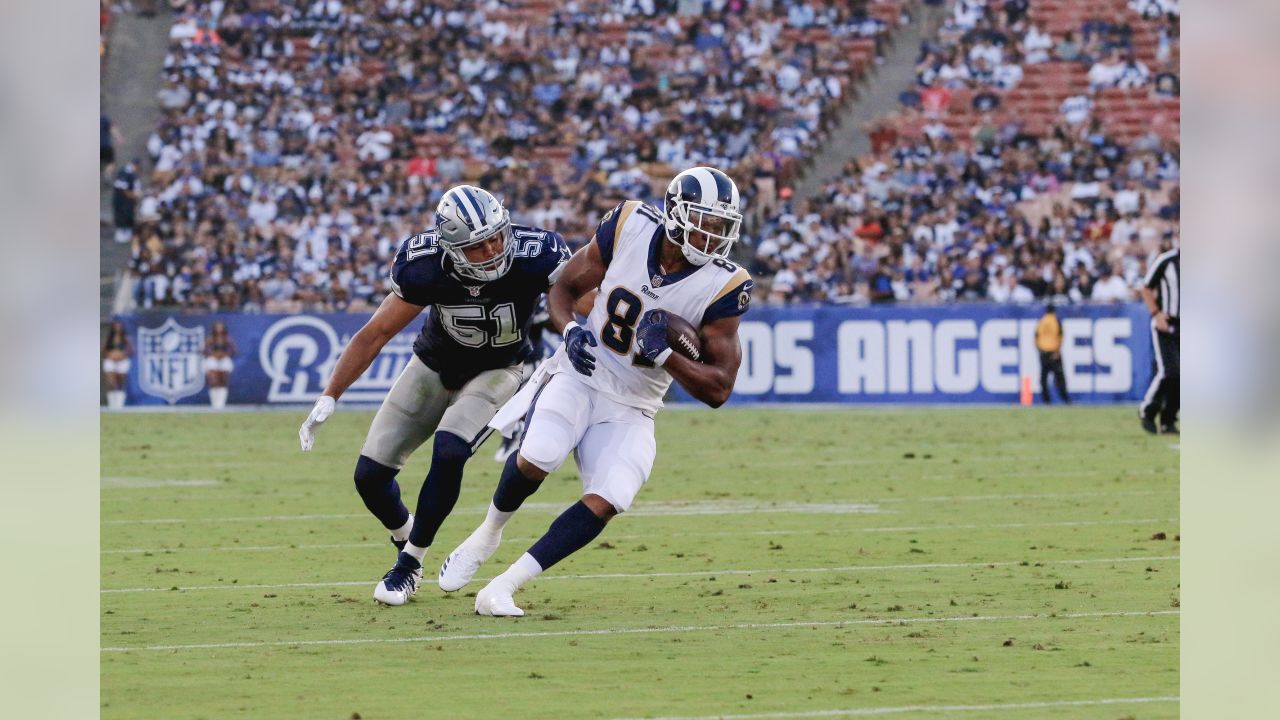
353, 455, 410, 530
492, 452, 543, 512
407, 432, 472, 548
526, 501, 608, 571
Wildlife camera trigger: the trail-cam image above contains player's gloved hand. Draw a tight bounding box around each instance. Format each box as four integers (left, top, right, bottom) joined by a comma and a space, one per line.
636, 310, 674, 366
299, 395, 336, 452
563, 321, 598, 376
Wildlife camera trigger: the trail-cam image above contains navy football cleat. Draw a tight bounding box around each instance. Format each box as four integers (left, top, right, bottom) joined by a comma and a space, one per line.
374, 552, 423, 606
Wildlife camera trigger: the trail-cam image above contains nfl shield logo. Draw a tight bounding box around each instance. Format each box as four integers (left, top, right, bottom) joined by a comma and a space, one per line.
138, 318, 206, 404
652, 275, 663, 287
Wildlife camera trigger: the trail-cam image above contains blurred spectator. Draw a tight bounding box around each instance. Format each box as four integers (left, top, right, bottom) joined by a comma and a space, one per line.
1115, 53, 1151, 88
100, 113, 122, 179
1087, 51, 1126, 90
1054, 31, 1083, 62
111, 160, 140, 244
1060, 94, 1093, 125
1091, 264, 1131, 302
101, 320, 132, 409
1153, 69, 1179, 97
1021, 23, 1053, 64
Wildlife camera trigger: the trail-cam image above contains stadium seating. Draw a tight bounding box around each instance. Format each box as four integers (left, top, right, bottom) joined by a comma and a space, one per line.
122, 0, 908, 313
749, 0, 1180, 306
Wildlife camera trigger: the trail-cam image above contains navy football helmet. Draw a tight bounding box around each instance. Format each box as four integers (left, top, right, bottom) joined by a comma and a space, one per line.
663, 166, 743, 266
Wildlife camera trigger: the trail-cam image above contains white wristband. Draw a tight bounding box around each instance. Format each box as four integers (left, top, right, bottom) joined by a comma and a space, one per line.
562, 320, 580, 336
654, 348, 674, 366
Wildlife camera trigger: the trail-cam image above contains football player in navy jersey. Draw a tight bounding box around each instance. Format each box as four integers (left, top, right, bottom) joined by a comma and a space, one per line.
298, 184, 570, 606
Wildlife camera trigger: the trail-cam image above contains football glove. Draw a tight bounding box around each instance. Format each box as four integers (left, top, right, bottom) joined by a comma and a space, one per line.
563, 321, 598, 376
636, 310, 674, 366
299, 395, 336, 451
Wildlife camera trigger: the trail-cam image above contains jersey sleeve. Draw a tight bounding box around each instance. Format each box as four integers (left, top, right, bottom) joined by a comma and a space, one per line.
701, 266, 754, 325
592, 201, 640, 268
389, 233, 436, 306
538, 230, 572, 288
1143, 253, 1169, 290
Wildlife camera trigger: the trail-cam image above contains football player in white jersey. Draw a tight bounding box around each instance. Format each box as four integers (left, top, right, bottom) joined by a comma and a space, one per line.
437, 166, 754, 616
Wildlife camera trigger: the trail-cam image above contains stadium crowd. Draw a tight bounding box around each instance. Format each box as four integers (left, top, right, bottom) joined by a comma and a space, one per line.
118, 0, 902, 313
747, 0, 1179, 305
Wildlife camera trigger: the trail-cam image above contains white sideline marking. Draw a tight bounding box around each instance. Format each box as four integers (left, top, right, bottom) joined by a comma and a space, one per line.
101, 517, 1179, 555
102, 489, 1178, 525
628, 502, 883, 516
99, 609, 1179, 653
98, 466, 1175, 497
886, 489, 1173, 504
609, 695, 1180, 719
100, 555, 1179, 594
102, 477, 220, 489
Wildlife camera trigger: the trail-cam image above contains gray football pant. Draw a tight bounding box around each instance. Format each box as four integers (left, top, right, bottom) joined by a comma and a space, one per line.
360, 355, 529, 469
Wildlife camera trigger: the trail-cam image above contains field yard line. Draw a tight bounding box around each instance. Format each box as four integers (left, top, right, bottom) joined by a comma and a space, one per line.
882, 489, 1173, 503
97, 466, 1174, 498
101, 477, 221, 488
102, 489, 1178, 525
100, 555, 1179, 594
100, 517, 1180, 555
99, 609, 1180, 653
920, 467, 1168, 480
608, 695, 1180, 720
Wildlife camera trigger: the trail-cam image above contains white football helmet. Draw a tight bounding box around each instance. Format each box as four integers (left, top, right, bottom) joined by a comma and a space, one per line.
435, 185, 514, 282
663, 166, 743, 266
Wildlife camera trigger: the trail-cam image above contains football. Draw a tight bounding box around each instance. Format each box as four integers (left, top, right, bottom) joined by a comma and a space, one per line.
665, 313, 703, 362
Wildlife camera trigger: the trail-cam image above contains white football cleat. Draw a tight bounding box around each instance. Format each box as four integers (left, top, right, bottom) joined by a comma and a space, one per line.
475, 581, 524, 617
373, 552, 423, 606
438, 528, 501, 592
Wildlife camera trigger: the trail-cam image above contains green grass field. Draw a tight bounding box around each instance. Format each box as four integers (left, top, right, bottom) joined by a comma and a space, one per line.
101, 406, 1178, 719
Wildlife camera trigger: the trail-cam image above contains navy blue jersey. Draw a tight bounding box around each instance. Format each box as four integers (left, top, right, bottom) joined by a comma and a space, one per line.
390, 224, 570, 389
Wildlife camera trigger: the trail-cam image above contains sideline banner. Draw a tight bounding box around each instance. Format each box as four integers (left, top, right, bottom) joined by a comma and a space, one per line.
117, 303, 1153, 406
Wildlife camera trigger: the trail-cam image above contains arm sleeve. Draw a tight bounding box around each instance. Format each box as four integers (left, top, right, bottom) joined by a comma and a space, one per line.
701, 269, 754, 325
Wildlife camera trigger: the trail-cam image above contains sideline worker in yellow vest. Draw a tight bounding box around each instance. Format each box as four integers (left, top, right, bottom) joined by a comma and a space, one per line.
1035, 304, 1071, 404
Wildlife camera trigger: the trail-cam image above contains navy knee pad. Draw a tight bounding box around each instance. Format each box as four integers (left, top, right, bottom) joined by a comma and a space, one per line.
432, 431, 472, 467
353, 455, 409, 530
354, 455, 398, 492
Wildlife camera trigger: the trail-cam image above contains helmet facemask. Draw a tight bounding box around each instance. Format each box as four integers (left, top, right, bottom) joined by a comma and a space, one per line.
667, 200, 742, 266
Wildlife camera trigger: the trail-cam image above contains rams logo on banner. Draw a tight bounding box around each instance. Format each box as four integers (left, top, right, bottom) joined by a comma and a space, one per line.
137, 318, 205, 404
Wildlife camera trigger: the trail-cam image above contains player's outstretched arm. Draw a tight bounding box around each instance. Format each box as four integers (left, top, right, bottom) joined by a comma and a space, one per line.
662, 315, 742, 409
322, 292, 424, 400
548, 242, 606, 334
301, 292, 424, 451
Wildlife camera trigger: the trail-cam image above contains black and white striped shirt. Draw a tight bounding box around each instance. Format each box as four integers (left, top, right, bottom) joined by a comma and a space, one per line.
1144, 248, 1180, 319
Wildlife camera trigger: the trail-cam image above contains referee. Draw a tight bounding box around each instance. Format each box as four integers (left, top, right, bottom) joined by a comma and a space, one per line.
1139, 247, 1179, 434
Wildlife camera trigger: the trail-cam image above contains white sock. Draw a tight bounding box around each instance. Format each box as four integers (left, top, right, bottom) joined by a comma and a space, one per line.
209, 387, 227, 408
390, 514, 413, 542
479, 503, 514, 541
107, 390, 125, 409
403, 542, 428, 562
493, 552, 543, 593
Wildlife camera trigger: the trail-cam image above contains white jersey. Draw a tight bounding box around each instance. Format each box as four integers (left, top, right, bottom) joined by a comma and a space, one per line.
552, 200, 753, 413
